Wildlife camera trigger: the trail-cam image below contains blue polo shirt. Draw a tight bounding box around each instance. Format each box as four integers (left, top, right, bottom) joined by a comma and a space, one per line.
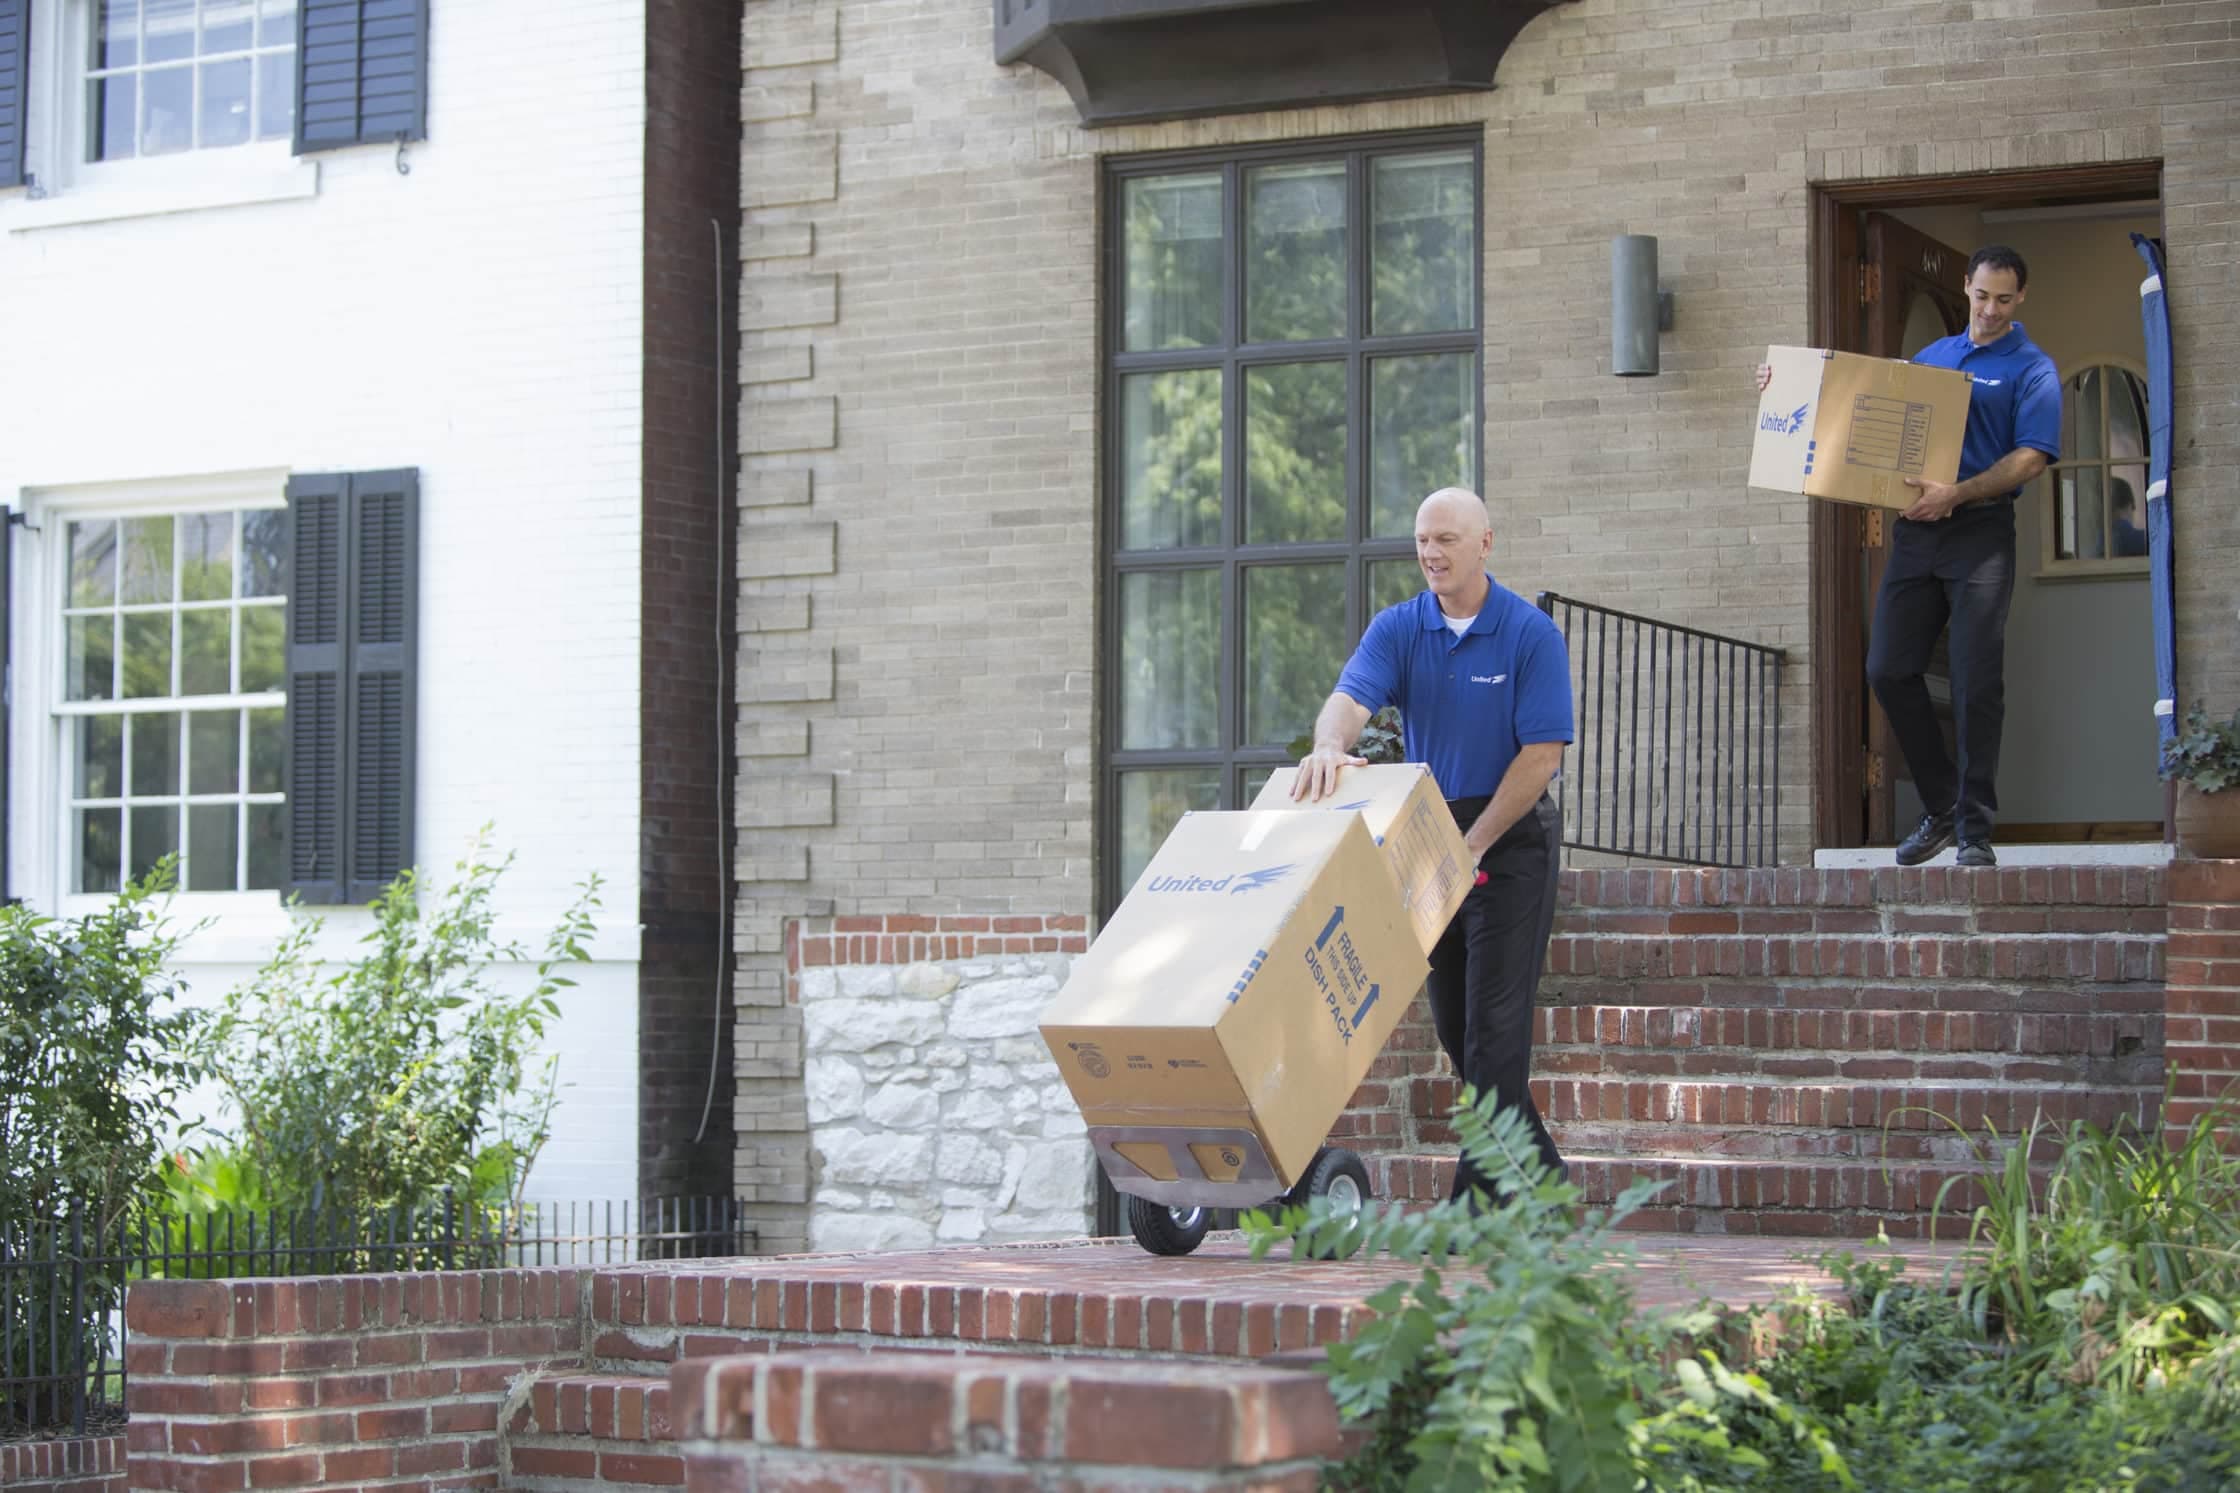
1334, 578, 1574, 800
1912, 323, 2061, 494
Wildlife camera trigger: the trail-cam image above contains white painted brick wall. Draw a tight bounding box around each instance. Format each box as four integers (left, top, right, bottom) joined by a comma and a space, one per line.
0, 1, 652, 1207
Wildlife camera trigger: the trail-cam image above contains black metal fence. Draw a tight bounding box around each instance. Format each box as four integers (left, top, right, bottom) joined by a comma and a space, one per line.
1, 1197, 753, 1438
1537, 592, 1786, 867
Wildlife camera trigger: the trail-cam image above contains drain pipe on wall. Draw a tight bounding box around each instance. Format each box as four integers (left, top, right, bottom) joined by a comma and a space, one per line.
694, 214, 732, 1149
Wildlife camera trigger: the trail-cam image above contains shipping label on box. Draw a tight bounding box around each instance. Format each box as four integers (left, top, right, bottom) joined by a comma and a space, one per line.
1039, 810, 1426, 1197
1249, 762, 1471, 959
1748, 345, 1974, 510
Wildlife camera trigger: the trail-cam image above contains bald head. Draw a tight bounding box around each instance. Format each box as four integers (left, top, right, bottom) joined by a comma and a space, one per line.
1414, 487, 1494, 616
1417, 487, 1491, 541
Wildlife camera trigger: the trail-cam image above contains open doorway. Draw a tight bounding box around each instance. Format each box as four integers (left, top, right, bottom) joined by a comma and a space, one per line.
1807, 164, 2167, 851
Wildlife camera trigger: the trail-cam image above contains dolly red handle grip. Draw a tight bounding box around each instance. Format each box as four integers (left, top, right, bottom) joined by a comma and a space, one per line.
1474, 870, 1489, 887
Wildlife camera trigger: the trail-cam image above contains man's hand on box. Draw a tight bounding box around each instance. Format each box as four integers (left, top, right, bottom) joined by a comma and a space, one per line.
1754, 363, 1773, 394
1900, 476, 1962, 522
1291, 747, 1367, 802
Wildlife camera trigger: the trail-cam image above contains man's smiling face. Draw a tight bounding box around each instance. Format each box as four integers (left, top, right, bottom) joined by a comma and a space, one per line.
1415, 490, 1493, 607
1966, 264, 2024, 345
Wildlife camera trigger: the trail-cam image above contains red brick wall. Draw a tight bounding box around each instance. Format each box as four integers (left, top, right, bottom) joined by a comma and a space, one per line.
123, 1271, 588, 1493
1, 1436, 126, 1493
784, 914, 1090, 998
670, 1349, 1338, 1492
1335, 864, 2173, 1156
2166, 859, 2240, 1136
638, 0, 745, 1196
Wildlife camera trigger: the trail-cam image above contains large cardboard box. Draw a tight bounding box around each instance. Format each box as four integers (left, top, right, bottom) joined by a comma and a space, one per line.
1040, 809, 1427, 1204
1248, 762, 1472, 959
1748, 345, 1974, 510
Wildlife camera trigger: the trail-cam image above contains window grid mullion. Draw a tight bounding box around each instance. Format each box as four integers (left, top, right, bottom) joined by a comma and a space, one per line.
1102, 132, 1483, 908
1220, 158, 1244, 793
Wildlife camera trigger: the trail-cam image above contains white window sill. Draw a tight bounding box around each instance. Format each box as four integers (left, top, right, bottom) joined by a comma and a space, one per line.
2033, 561, 2152, 584
2, 158, 319, 234
51, 891, 646, 967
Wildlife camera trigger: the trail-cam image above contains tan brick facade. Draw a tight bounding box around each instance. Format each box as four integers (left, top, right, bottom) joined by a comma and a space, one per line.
732, 0, 2240, 1240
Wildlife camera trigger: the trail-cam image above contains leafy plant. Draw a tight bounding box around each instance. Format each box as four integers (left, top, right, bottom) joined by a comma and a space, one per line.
1288, 705, 1407, 766
1, 864, 199, 1427
1248, 1093, 1703, 1491
1257, 1090, 2240, 1492
1927, 1100, 2240, 1394
187, 832, 600, 1221
0, 864, 199, 1233
2161, 704, 2240, 793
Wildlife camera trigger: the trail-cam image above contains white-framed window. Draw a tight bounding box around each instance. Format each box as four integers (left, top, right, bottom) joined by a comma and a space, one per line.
9, 0, 313, 224
83, 0, 296, 163
19, 475, 290, 906
2035, 359, 2151, 579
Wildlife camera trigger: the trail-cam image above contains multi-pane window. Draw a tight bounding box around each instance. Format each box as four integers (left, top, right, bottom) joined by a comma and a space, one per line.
2042, 362, 2151, 571
86, 0, 296, 161
63, 509, 288, 893
1102, 132, 1483, 896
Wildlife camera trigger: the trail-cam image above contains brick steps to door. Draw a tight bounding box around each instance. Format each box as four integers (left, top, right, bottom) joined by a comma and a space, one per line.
504, 1373, 682, 1493
1411, 1073, 2160, 1152
1338, 863, 2169, 1238
1370, 1151, 2027, 1239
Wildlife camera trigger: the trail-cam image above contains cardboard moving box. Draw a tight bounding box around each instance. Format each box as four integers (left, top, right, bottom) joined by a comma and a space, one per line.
1040, 809, 1427, 1204
1249, 762, 1472, 959
1748, 345, 1974, 510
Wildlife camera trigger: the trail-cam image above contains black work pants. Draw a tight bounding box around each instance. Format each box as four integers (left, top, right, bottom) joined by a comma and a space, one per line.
1864, 503, 2018, 844
1426, 791, 1564, 1203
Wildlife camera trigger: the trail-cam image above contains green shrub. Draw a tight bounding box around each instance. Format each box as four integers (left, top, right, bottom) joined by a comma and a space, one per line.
185, 834, 600, 1221
0, 865, 197, 1232
1, 865, 198, 1425
1256, 1092, 2240, 1493
1246, 1094, 1751, 1492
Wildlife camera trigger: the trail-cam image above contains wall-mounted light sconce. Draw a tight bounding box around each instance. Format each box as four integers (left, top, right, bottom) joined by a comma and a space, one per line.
1611, 234, 1675, 377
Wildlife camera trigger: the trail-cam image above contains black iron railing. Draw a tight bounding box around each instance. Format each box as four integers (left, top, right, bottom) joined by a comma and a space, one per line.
1, 1197, 753, 1437
1536, 592, 1786, 867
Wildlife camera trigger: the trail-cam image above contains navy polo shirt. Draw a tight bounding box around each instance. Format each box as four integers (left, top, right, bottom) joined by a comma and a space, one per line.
1334, 578, 1574, 800
1912, 322, 2062, 494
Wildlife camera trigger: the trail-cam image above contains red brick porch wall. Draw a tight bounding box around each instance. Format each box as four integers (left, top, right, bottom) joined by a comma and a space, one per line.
784, 914, 1090, 998
0, 1437, 127, 1493
2166, 859, 2240, 1135
670, 1349, 1339, 1492
123, 1270, 588, 1493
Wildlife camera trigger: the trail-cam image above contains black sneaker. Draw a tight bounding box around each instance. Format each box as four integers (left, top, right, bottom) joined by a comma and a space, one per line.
1956, 839, 1997, 868
1895, 809, 1956, 866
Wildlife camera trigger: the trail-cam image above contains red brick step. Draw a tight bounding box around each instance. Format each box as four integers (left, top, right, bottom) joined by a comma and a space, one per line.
1370, 1152, 2016, 1239
504, 1372, 681, 1493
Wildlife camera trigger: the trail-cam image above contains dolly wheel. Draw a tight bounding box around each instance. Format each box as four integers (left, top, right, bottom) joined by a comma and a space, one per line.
1127, 1196, 1211, 1256
1295, 1148, 1372, 1258
1301, 1147, 1373, 1214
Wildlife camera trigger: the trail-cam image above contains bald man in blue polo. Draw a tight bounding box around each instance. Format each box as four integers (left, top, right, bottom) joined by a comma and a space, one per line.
1292, 487, 1573, 1199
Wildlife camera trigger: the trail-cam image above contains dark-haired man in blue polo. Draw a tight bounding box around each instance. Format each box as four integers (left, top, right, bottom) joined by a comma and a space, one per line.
1292, 487, 1573, 1199
1758, 244, 2060, 867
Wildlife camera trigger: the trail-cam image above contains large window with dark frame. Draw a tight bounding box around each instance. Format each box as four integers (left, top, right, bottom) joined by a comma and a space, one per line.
1101, 131, 1484, 902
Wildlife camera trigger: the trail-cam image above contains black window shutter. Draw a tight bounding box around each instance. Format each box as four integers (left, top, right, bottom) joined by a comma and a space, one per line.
0, 0, 28, 191
283, 470, 417, 905
295, 0, 429, 155
285, 476, 349, 904
343, 469, 417, 903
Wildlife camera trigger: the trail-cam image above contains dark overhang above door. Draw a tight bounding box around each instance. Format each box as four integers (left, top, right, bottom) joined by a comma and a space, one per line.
994, 0, 1573, 127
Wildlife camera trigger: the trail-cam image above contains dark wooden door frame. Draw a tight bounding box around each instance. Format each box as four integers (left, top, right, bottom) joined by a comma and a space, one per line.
1804, 161, 2166, 850
1858, 211, 1971, 843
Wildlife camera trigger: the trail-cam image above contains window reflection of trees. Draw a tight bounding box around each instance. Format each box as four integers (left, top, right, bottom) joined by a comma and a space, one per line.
1107, 142, 1482, 891
60, 510, 289, 894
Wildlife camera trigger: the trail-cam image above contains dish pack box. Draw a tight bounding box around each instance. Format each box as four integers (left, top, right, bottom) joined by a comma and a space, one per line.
1748, 345, 1974, 510
1039, 809, 1426, 1205
1248, 762, 1472, 959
